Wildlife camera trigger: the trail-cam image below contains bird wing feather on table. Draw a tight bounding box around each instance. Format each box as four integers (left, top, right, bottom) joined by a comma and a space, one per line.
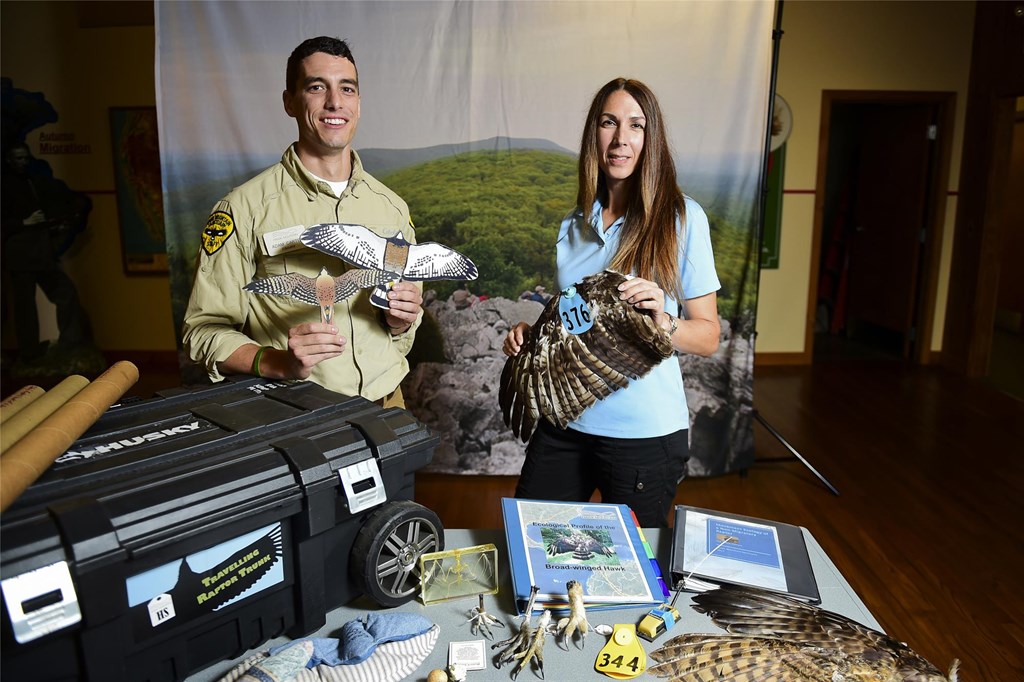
242, 266, 394, 324
498, 270, 673, 443
648, 585, 960, 682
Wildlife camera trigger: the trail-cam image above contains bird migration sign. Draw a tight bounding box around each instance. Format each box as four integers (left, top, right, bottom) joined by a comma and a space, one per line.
155, 1, 772, 477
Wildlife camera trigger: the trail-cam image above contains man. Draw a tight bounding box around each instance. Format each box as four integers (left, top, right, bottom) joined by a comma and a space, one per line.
1, 142, 92, 363
182, 37, 422, 407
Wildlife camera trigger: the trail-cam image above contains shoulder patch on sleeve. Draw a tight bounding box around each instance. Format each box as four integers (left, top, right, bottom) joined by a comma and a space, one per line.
202, 211, 235, 255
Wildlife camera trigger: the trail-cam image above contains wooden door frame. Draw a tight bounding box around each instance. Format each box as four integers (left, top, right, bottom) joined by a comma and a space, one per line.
805, 90, 956, 364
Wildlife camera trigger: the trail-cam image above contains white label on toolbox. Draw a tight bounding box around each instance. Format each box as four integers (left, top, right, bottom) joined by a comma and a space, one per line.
148, 593, 176, 627
1, 560, 82, 644
338, 457, 387, 514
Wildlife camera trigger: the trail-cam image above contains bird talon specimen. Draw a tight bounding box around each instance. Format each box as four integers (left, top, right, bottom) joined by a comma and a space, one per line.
467, 594, 505, 640
555, 580, 592, 650
510, 609, 551, 680
493, 585, 539, 669
647, 585, 961, 682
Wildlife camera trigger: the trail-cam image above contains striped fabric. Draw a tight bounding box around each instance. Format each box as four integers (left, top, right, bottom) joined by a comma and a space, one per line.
218, 625, 440, 682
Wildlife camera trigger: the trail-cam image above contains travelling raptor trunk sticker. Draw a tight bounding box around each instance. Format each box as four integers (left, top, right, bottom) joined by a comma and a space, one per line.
126, 524, 285, 639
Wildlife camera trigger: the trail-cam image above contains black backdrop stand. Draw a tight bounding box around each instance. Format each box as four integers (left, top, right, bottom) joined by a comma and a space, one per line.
750, 0, 840, 496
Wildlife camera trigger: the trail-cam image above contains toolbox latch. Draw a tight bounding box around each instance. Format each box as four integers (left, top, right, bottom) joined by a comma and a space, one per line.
338, 458, 387, 514
1, 560, 81, 644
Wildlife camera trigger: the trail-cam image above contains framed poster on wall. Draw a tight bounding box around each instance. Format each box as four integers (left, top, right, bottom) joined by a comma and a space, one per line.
761, 95, 792, 270
109, 107, 167, 274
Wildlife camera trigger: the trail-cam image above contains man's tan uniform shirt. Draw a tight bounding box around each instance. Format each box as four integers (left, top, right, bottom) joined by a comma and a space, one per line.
182, 145, 420, 402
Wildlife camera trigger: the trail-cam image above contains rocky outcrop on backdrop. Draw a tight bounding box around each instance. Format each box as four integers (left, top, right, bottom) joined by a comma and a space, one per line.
402, 296, 754, 476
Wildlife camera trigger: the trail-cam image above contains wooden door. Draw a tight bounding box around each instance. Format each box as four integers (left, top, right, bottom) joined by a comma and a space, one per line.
844, 104, 934, 356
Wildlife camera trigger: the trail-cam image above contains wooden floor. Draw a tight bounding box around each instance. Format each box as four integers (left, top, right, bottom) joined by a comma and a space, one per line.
416, 354, 1024, 681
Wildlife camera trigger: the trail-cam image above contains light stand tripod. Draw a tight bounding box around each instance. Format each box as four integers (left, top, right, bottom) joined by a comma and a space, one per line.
753, 411, 839, 495
751, 0, 839, 496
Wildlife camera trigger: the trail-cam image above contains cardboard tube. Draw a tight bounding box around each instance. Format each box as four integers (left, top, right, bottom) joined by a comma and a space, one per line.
0, 376, 90, 455
1, 361, 139, 513
0, 385, 46, 424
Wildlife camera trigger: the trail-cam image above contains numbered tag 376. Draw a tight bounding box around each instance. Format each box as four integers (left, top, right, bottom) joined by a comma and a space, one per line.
558, 285, 594, 334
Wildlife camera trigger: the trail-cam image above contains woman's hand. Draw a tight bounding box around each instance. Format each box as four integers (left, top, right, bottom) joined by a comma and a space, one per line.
503, 321, 532, 357
617, 276, 671, 331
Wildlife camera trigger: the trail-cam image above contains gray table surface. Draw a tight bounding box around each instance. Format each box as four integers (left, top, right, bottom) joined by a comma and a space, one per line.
189, 527, 880, 682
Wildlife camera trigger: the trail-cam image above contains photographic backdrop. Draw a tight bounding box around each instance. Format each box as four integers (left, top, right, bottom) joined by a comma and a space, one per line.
156, 0, 773, 476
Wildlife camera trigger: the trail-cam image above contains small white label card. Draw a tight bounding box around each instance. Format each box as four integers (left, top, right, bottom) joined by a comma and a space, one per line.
448, 639, 486, 671
147, 593, 176, 627
263, 225, 307, 256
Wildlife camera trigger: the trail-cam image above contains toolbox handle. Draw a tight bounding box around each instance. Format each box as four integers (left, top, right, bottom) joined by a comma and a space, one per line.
344, 414, 402, 458
191, 402, 263, 432
272, 436, 337, 536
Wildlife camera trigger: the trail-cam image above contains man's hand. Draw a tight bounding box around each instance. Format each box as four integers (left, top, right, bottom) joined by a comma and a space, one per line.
218, 328, 347, 381
282, 322, 347, 378
383, 281, 422, 334
23, 210, 46, 226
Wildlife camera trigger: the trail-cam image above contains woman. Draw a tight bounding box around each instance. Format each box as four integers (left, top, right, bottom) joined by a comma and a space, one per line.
502, 78, 721, 527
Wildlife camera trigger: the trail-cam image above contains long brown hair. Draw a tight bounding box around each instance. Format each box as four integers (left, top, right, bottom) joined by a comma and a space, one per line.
577, 78, 686, 300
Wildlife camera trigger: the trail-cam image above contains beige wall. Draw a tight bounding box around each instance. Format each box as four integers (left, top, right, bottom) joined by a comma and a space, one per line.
759, 0, 975, 355
1, 2, 176, 352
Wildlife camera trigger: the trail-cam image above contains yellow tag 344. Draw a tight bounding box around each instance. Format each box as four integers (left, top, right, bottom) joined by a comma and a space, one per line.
594, 624, 646, 679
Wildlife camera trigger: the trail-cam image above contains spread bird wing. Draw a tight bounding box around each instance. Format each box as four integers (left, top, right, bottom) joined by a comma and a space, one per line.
243, 273, 320, 306
499, 270, 673, 443
647, 586, 955, 682
692, 586, 904, 660
648, 634, 843, 681
301, 223, 394, 273
402, 241, 479, 281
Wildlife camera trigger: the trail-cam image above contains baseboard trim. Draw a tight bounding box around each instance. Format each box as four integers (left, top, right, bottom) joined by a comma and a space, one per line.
754, 351, 811, 366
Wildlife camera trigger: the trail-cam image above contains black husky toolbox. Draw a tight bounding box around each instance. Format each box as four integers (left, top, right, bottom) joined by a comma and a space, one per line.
0, 378, 443, 681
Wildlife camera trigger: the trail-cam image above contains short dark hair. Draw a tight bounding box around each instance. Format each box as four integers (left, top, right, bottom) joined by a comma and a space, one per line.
286, 37, 355, 92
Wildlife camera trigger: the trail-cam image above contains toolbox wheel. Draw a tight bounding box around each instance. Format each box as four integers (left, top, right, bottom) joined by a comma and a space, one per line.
352, 500, 445, 607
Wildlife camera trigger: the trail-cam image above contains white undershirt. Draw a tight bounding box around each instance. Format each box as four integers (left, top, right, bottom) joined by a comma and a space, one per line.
311, 173, 348, 197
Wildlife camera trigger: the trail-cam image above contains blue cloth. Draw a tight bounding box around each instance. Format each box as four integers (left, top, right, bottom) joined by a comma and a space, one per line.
269, 612, 434, 667
554, 196, 720, 437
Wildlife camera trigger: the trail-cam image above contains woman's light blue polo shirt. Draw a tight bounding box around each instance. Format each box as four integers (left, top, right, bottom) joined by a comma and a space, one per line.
554, 195, 720, 438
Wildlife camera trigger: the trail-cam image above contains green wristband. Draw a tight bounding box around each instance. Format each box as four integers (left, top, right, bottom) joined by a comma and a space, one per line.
251, 345, 271, 378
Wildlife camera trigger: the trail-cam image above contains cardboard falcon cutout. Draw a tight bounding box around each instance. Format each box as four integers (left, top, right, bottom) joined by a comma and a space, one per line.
243, 266, 394, 324
300, 223, 479, 308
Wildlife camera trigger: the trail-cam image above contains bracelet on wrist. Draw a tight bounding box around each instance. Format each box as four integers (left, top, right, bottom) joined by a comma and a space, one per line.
251, 345, 272, 377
